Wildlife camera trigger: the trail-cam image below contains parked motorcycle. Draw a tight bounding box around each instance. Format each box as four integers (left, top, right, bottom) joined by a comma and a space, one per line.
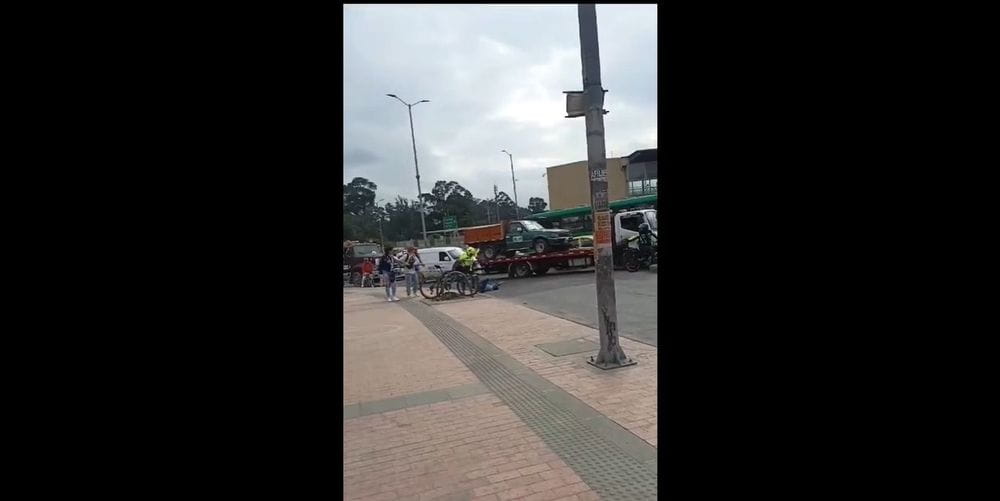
624, 233, 657, 272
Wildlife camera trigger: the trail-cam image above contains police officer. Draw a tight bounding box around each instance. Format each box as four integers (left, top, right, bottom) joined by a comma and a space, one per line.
632, 222, 658, 260
455, 246, 479, 275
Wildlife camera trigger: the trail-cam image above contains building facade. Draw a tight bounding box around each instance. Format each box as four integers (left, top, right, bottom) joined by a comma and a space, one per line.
545, 148, 657, 210
625, 149, 657, 198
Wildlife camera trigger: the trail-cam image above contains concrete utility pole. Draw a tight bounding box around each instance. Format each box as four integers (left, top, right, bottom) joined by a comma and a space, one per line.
501, 150, 520, 219
376, 198, 385, 247
574, 4, 634, 370
386, 94, 430, 244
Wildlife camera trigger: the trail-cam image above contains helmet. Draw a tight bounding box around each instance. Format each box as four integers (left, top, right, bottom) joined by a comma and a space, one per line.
639, 223, 650, 232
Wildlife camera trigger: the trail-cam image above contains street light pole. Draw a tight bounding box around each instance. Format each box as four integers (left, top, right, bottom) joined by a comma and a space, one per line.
376, 198, 385, 247
574, 4, 633, 370
387, 94, 430, 245
501, 150, 519, 219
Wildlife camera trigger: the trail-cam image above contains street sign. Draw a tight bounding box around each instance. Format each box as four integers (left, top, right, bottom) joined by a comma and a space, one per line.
564, 89, 609, 118
443, 216, 457, 230
564, 91, 586, 118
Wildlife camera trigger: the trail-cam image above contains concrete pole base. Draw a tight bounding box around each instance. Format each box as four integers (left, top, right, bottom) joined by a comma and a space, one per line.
587, 356, 638, 370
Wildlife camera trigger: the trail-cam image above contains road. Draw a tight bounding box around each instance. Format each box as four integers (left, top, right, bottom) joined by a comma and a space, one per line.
482, 266, 658, 347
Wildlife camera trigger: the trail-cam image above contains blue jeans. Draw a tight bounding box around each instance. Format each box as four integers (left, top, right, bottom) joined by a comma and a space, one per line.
382, 272, 397, 299
405, 272, 418, 295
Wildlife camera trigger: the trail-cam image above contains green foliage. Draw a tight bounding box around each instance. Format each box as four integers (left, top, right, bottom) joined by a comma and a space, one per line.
343, 178, 539, 241
344, 177, 377, 216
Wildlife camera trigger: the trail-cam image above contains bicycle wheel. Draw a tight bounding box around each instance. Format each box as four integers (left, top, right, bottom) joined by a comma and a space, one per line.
442, 271, 466, 296
624, 250, 641, 272
418, 273, 439, 299
448, 271, 477, 297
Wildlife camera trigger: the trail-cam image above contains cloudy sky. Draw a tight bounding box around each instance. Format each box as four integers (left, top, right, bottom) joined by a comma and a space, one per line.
344, 4, 657, 208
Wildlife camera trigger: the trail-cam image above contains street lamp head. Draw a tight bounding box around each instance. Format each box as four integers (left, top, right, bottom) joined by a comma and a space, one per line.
386, 94, 397, 98
418, 99, 430, 103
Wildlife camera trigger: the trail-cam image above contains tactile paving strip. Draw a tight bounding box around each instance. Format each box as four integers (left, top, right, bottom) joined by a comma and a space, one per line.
400, 301, 658, 501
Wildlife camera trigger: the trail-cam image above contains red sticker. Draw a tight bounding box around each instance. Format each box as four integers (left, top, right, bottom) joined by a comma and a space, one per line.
594, 212, 612, 245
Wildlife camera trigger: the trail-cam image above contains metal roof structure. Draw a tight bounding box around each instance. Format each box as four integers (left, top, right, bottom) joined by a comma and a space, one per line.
527, 194, 657, 221
627, 148, 657, 164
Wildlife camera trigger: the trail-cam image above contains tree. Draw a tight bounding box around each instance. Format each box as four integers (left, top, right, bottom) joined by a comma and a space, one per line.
383, 196, 422, 242
422, 180, 477, 230
474, 198, 499, 225
528, 197, 548, 214
343, 177, 379, 241
344, 177, 377, 215
495, 191, 518, 220
344, 179, 532, 241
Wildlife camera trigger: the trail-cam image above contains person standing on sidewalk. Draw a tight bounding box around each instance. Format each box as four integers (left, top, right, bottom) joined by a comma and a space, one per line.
378, 246, 402, 301
402, 247, 423, 297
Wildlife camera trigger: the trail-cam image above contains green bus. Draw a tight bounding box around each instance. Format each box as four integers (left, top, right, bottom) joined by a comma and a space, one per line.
526, 194, 658, 236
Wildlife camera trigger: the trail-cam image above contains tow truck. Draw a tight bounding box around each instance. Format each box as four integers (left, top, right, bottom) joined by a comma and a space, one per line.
486, 247, 597, 279
474, 206, 657, 278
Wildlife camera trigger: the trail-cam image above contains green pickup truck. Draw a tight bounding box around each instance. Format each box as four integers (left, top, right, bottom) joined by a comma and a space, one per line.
463, 219, 573, 260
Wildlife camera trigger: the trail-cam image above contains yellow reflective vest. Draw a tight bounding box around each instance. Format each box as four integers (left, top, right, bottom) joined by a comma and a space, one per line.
458, 248, 478, 268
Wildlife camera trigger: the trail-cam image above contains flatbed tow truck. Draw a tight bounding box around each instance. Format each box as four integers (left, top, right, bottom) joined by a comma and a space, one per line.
481, 247, 597, 279
474, 206, 656, 279
459, 196, 656, 279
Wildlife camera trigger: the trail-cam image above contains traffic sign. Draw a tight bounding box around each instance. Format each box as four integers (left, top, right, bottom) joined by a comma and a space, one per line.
443, 216, 457, 230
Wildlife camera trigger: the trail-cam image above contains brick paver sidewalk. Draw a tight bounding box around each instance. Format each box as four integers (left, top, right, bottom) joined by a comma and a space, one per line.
344, 290, 603, 501
434, 298, 657, 448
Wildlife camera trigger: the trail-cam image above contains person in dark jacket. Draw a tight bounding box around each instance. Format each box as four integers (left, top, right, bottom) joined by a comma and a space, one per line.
378, 246, 402, 302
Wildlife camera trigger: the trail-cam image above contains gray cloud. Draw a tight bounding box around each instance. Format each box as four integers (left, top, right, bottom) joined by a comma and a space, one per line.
344, 4, 657, 207
344, 148, 381, 166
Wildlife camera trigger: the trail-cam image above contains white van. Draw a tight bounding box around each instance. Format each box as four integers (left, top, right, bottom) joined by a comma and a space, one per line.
416, 247, 464, 278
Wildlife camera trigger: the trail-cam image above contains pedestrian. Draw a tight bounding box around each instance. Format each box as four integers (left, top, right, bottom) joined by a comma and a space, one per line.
403, 247, 423, 297
361, 258, 374, 288
378, 246, 401, 302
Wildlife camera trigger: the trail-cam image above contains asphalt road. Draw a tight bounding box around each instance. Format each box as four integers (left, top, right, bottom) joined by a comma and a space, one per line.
482, 266, 658, 347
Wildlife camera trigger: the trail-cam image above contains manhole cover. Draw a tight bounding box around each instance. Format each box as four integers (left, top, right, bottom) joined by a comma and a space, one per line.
535, 338, 599, 357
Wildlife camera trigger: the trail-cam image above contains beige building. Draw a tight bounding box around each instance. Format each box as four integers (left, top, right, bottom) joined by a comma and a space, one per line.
545, 149, 657, 210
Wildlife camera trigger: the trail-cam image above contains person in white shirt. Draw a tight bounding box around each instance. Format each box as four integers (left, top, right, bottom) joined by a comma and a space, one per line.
402, 247, 423, 297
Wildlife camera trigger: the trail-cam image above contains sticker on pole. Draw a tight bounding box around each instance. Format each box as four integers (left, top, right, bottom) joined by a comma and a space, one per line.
593, 190, 608, 211
589, 168, 607, 182
594, 211, 612, 246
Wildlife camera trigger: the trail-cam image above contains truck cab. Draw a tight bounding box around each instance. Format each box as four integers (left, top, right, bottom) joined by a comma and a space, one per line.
613, 209, 657, 265
614, 209, 657, 246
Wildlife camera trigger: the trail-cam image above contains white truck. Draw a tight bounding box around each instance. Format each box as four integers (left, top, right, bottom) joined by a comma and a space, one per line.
610, 209, 657, 265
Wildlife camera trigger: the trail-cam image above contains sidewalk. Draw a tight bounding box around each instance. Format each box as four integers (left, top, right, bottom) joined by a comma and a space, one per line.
343, 288, 658, 501
433, 299, 657, 448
